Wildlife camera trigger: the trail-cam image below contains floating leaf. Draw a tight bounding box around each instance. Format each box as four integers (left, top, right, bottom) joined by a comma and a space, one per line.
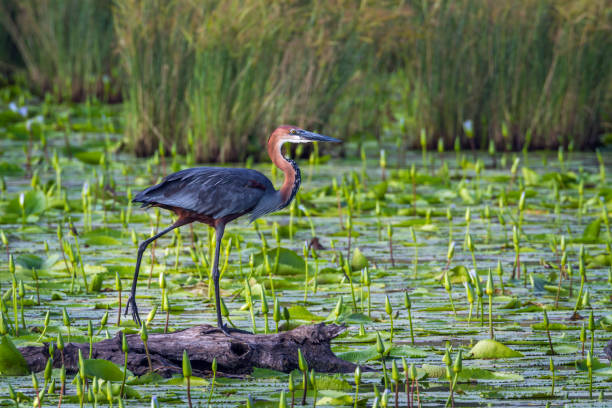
531, 322, 569, 331
499, 297, 521, 309
368, 181, 387, 200
421, 364, 446, 378
459, 187, 475, 204
15, 254, 44, 270
316, 390, 354, 406
521, 167, 540, 186
599, 315, 612, 331
253, 247, 304, 274
164, 375, 209, 386
83, 359, 127, 381
468, 339, 523, 359
86, 235, 122, 246
458, 367, 524, 381
576, 357, 609, 373
75, 151, 104, 165
387, 345, 428, 358
582, 218, 601, 242
337, 346, 380, 363
0, 161, 24, 176
586, 253, 611, 268
552, 344, 579, 354
311, 374, 352, 391
6, 190, 46, 216
287, 305, 324, 322
0, 336, 30, 376
336, 312, 372, 324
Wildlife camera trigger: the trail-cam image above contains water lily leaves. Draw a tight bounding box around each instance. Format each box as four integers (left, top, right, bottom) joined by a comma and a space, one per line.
437, 265, 470, 283
83, 228, 124, 246
86, 234, 123, 246
598, 315, 612, 331
75, 151, 104, 165
586, 253, 611, 268
336, 347, 380, 363
551, 344, 579, 354
421, 364, 523, 381
311, 374, 352, 391
6, 189, 46, 216
499, 297, 521, 309
421, 364, 446, 378
531, 322, 570, 331
0, 335, 30, 376
253, 247, 304, 274
468, 339, 524, 359
574, 357, 610, 373
336, 342, 423, 363
83, 359, 128, 381
350, 247, 368, 270
336, 312, 372, 324
15, 253, 44, 270
287, 305, 324, 322
367, 181, 387, 200
459, 367, 523, 381
582, 217, 601, 242
521, 167, 540, 186
316, 390, 354, 406
0, 161, 24, 176
387, 345, 428, 358
165, 375, 209, 386
459, 187, 476, 204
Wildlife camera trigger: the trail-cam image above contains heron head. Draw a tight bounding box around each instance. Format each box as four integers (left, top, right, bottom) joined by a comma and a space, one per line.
272, 125, 341, 144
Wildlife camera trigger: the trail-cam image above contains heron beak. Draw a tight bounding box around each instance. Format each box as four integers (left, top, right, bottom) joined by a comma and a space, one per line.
298, 130, 341, 143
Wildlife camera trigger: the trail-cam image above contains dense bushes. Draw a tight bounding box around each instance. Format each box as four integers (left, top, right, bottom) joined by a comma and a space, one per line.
1, 0, 610, 158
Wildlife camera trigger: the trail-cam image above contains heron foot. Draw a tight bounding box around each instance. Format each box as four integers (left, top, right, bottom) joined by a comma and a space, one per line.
124, 294, 142, 327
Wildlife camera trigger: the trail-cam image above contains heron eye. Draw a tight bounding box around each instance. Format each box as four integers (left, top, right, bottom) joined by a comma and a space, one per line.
290, 129, 297, 135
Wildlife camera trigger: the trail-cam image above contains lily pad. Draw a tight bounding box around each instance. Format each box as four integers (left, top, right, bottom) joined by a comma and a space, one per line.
468, 339, 524, 359
0, 335, 30, 376
83, 359, 128, 381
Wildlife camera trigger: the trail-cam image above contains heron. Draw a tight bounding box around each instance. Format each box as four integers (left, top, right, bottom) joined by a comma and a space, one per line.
125, 126, 340, 334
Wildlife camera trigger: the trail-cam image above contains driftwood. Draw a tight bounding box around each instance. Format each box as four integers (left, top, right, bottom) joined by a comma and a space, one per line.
20, 323, 356, 377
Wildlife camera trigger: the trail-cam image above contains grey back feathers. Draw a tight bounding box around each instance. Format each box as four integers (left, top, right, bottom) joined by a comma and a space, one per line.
132, 165, 300, 223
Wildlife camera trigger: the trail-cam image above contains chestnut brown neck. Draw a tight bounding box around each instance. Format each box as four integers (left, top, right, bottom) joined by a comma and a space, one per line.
268, 132, 301, 206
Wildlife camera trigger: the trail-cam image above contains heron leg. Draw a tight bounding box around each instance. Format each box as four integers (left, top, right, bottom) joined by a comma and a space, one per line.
125, 219, 190, 326
212, 222, 226, 329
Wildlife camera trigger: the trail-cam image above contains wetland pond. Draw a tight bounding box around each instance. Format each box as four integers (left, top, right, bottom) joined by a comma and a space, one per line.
0, 100, 611, 407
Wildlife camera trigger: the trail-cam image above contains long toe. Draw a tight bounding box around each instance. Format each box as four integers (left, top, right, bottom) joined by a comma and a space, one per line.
202, 324, 234, 337
131, 303, 141, 326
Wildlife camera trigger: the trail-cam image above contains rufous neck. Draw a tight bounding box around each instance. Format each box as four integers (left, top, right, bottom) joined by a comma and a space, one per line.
268, 134, 298, 204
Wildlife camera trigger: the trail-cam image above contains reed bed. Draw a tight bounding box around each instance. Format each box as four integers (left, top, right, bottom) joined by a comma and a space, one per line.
1, 0, 610, 155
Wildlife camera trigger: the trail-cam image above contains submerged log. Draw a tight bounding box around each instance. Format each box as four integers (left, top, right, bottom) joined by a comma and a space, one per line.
19, 323, 356, 377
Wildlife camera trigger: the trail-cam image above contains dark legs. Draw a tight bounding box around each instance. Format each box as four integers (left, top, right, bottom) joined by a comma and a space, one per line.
206, 222, 251, 336
125, 219, 189, 326
213, 222, 226, 330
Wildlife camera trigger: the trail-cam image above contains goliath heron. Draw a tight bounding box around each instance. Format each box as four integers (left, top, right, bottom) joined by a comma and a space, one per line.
125, 126, 340, 333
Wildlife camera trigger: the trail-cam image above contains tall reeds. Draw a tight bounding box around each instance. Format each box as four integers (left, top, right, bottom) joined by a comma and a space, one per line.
395, 0, 611, 150
0, 0, 118, 101
2, 0, 610, 152
114, 0, 198, 157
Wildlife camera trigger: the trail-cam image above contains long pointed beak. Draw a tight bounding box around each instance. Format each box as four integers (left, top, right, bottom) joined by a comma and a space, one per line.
299, 130, 341, 143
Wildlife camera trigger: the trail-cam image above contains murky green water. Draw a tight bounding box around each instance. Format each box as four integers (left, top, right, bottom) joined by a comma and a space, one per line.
1, 101, 611, 407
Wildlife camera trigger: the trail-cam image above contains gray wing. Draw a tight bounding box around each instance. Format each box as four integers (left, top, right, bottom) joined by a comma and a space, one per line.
133, 167, 274, 220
